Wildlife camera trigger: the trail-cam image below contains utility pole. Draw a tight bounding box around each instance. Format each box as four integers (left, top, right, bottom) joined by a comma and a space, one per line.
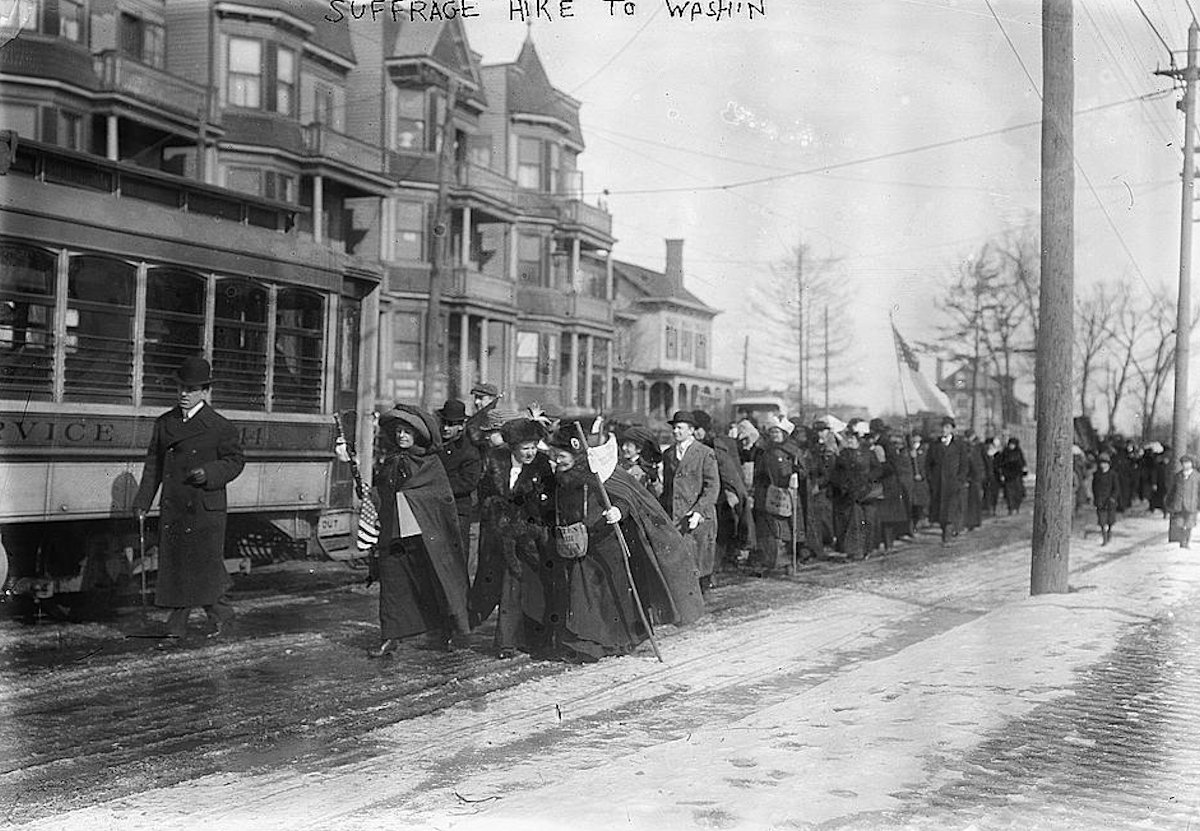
796, 244, 804, 422
1157, 23, 1198, 463
1031, 0, 1074, 596
420, 77, 459, 409
823, 305, 830, 412
742, 335, 749, 390
970, 260, 983, 437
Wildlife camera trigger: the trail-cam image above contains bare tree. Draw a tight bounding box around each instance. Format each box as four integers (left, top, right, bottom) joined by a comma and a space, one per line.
745, 243, 855, 408
929, 227, 1039, 426
1098, 282, 1150, 435
1074, 282, 1114, 418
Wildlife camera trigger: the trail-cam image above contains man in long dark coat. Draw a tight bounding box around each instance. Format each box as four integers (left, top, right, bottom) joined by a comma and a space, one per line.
660, 410, 719, 593
134, 357, 245, 645
436, 399, 481, 578
926, 416, 970, 545
693, 410, 754, 569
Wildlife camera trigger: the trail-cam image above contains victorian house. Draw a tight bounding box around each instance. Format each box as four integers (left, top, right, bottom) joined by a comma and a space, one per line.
611, 239, 735, 422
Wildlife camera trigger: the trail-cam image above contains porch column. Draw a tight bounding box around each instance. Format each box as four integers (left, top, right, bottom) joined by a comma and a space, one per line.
605, 339, 614, 410
478, 316, 489, 384
379, 197, 390, 261
106, 115, 119, 161
460, 206, 472, 267
312, 174, 324, 244
508, 225, 518, 282
571, 238, 581, 291
569, 332, 580, 405
459, 313, 470, 397
584, 334, 594, 410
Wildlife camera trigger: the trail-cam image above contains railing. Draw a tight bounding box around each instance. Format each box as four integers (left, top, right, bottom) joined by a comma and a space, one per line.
455, 162, 518, 206
94, 51, 207, 119
10, 139, 302, 232
386, 148, 439, 183
301, 123, 383, 173
449, 268, 516, 306
516, 285, 570, 317
570, 293, 613, 324
560, 198, 613, 238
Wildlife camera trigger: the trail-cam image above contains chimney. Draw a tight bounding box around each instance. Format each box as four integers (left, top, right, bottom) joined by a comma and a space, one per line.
665, 239, 684, 293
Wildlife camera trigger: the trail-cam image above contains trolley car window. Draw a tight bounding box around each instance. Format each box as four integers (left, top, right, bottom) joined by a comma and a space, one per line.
273, 287, 323, 413
144, 268, 207, 405
65, 255, 135, 403
0, 243, 56, 401
213, 279, 268, 410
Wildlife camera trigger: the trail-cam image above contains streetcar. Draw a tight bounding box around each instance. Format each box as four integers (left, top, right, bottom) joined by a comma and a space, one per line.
1, 139, 381, 617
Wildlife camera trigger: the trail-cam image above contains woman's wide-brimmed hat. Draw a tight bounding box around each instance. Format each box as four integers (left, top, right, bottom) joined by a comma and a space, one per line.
379, 404, 435, 446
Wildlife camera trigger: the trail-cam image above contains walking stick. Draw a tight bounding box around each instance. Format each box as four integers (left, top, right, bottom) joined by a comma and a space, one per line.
790, 485, 799, 575
572, 422, 664, 663
137, 513, 147, 608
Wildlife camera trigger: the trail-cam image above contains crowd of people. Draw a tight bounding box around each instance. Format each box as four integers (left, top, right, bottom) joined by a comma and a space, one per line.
347, 395, 1065, 663
130, 358, 1198, 654
1072, 437, 1198, 549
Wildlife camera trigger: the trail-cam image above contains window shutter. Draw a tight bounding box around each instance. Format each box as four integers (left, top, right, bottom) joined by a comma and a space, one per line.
265, 41, 278, 113
40, 106, 57, 145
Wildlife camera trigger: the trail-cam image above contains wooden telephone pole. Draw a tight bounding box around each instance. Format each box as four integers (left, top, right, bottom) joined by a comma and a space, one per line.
420, 78, 460, 410
1030, 0, 1074, 595
1156, 23, 1198, 463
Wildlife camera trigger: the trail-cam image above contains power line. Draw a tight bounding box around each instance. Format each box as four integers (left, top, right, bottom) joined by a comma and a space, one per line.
568, 4, 663, 94
1135, 0, 1179, 58
982, 0, 1159, 295
589, 91, 1168, 198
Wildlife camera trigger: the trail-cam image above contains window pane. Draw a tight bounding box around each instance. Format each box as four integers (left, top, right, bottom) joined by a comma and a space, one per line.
65, 255, 135, 403
392, 311, 420, 372
0, 243, 56, 401
273, 287, 324, 413
59, 0, 82, 42
212, 279, 268, 410
391, 201, 424, 260
229, 38, 261, 73
225, 166, 261, 196
144, 268, 206, 405
516, 330, 537, 384
277, 47, 294, 82
144, 22, 164, 67
518, 138, 541, 163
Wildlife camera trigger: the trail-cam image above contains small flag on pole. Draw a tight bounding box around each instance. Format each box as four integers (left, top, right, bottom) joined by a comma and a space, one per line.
357, 499, 380, 551
891, 322, 955, 416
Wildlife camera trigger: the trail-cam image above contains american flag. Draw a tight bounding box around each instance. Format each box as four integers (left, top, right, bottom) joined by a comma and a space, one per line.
357, 499, 380, 551
891, 320, 955, 416
892, 322, 921, 373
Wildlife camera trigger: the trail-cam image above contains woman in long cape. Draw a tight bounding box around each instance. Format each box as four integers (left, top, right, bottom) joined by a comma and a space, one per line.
542, 429, 704, 662
367, 404, 470, 657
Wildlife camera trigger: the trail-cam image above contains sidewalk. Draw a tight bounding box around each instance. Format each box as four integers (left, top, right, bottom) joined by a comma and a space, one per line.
12, 514, 1199, 831
440, 520, 1200, 831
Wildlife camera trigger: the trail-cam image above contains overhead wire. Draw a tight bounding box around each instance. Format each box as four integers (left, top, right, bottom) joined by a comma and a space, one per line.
981, 0, 1163, 296
1135, 0, 1179, 57
582, 91, 1170, 198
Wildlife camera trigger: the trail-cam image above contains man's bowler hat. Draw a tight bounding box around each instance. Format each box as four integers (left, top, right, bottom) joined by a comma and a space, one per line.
668, 410, 697, 427
175, 356, 212, 387
437, 399, 468, 424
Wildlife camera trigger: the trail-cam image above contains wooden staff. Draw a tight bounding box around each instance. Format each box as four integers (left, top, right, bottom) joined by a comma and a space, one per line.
572, 421, 663, 663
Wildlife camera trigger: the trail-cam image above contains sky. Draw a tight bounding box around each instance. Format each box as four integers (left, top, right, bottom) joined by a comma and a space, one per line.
454, 0, 1192, 423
